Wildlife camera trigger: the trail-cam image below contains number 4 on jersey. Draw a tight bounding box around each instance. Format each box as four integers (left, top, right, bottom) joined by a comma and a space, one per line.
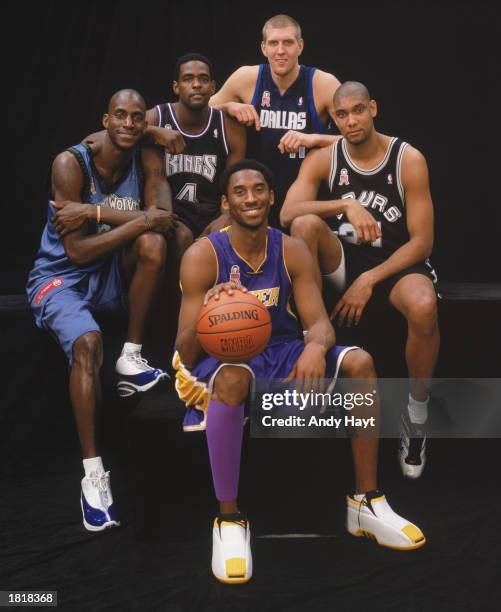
176, 182, 198, 203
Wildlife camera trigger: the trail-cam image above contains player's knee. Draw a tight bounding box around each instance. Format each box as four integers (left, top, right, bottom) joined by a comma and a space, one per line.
174, 225, 194, 257
290, 214, 324, 244
72, 332, 103, 370
213, 366, 251, 405
135, 232, 167, 269
406, 292, 438, 332
341, 349, 375, 379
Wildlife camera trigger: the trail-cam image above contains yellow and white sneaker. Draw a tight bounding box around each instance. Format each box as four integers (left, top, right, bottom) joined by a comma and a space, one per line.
347, 490, 426, 550
212, 513, 252, 584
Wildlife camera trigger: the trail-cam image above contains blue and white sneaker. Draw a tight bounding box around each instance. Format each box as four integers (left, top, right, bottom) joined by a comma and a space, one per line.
81, 470, 120, 532
116, 351, 168, 398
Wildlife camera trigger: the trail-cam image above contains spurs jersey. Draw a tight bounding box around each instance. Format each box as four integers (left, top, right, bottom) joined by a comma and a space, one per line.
27, 143, 142, 306
156, 103, 228, 232
250, 64, 328, 225
207, 227, 299, 343
329, 137, 410, 260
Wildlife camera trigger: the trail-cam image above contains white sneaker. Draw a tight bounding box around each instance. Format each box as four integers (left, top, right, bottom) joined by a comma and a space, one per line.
398, 412, 427, 479
81, 470, 120, 532
212, 514, 252, 584
347, 490, 426, 550
116, 351, 168, 398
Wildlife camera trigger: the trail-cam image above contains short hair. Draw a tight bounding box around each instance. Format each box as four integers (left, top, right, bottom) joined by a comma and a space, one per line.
173, 53, 214, 81
333, 81, 371, 106
108, 89, 145, 113
262, 14, 302, 41
220, 159, 274, 195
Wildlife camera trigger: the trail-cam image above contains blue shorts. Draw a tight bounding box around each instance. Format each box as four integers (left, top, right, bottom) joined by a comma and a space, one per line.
173, 339, 358, 431
30, 254, 126, 364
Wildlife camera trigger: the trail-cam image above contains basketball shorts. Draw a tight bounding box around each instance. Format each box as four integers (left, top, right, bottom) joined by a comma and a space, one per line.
330, 241, 438, 299
29, 254, 126, 365
173, 339, 359, 431
173, 199, 221, 238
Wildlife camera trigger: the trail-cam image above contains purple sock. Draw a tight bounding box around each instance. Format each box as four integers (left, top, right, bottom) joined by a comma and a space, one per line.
205, 400, 244, 502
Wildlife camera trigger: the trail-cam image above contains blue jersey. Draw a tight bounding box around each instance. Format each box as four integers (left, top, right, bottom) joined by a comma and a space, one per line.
26, 143, 143, 308
207, 227, 299, 343
249, 64, 327, 224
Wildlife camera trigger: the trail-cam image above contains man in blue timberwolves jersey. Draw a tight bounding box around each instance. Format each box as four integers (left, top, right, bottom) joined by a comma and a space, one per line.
174, 159, 425, 584
282, 82, 439, 481
144, 54, 246, 255
26, 89, 177, 532
210, 14, 340, 226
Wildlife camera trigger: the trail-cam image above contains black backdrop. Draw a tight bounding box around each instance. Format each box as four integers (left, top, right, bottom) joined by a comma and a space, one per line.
5, 0, 499, 293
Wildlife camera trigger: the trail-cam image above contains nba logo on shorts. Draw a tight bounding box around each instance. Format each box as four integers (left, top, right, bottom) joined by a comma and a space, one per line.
229, 265, 241, 284
387, 173, 393, 184
298, 96, 303, 106
339, 168, 350, 186
261, 90, 271, 108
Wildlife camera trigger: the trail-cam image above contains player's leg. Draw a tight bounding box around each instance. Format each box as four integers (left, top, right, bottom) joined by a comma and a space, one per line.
41, 292, 119, 531
116, 233, 169, 396
389, 273, 439, 478
336, 347, 426, 549
290, 214, 343, 289
172, 220, 195, 259
208, 365, 252, 583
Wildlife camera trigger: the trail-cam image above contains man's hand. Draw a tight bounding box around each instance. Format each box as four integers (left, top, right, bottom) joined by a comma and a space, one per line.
331, 273, 375, 327
278, 131, 317, 154
284, 342, 327, 393
224, 102, 261, 130
51, 200, 90, 236
344, 199, 382, 244
203, 281, 248, 305
146, 208, 179, 235
150, 127, 186, 154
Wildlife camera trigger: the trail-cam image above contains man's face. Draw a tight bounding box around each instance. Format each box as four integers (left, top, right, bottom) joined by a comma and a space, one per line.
103, 95, 146, 150
333, 95, 377, 145
261, 26, 303, 78
222, 169, 274, 230
173, 61, 215, 110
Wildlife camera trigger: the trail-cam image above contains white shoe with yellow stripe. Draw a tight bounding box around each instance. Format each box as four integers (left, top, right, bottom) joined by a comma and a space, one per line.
347, 490, 426, 550
212, 513, 252, 584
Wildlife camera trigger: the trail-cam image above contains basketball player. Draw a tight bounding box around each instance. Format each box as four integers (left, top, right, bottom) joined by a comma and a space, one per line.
281, 81, 439, 480
174, 159, 425, 584
209, 14, 340, 225
145, 53, 246, 255
26, 90, 177, 531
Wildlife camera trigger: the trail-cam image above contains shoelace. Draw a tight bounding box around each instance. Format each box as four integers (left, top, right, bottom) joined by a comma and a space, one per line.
125, 352, 153, 371
88, 471, 110, 493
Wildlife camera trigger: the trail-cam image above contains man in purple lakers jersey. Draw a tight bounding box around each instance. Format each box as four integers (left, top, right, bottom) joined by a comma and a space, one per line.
174, 159, 425, 584
281, 81, 439, 481
209, 14, 341, 226
26, 90, 177, 532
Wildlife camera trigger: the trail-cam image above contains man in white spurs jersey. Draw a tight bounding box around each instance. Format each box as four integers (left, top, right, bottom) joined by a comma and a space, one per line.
281, 81, 439, 480
146, 53, 246, 256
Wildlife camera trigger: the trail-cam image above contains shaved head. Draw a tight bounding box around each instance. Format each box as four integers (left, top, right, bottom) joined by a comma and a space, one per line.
333, 81, 371, 106
108, 89, 145, 113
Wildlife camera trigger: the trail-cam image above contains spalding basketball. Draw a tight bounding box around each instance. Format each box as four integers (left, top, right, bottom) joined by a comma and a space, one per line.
196, 291, 272, 362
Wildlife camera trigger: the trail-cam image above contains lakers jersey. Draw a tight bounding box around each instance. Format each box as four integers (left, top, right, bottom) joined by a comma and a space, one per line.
156, 103, 228, 220
329, 137, 409, 260
207, 227, 299, 342
250, 64, 328, 225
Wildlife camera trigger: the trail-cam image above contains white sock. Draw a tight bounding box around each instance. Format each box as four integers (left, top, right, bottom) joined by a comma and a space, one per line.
122, 342, 142, 356
83, 456, 104, 477
407, 393, 429, 424
353, 493, 365, 502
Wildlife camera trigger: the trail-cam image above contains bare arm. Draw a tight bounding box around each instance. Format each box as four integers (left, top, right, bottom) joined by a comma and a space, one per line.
144, 106, 186, 154
141, 145, 174, 212
224, 114, 246, 166
312, 69, 341, 124
210, 66, 261, 130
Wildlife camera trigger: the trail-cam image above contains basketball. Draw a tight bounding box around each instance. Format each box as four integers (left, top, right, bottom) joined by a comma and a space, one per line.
196, 291, 272, 362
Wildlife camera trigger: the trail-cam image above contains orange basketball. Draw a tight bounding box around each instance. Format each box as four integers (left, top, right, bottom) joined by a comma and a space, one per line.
196, 291, 272, 362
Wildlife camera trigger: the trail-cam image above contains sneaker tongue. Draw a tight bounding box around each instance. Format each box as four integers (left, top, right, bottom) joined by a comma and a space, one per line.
364, 489, 383, 502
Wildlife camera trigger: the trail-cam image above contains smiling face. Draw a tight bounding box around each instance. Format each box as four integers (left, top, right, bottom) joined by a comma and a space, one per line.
173, 60, 215, 110
333, 94, 377, 145
103, 91, 147, 150
261, 25, 303, 78
222, 169, 274, 230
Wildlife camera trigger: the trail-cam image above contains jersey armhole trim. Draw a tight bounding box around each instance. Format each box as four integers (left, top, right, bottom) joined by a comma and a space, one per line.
307, 67, 326, 134
219, 110, 229, 156
66, 146, 91, 202
396, 142, 408, 207
281, 235, 293, 286
251, 64, 264, 108
328, 141, 339, 192
155, 104, 162, 127
205, 237, 220, 286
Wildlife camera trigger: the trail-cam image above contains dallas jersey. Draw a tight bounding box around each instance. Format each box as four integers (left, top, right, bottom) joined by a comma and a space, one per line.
26, 143, 143, 309
155, 103, 229, 235
329, 137, 409, 261
250, 64, 328, 224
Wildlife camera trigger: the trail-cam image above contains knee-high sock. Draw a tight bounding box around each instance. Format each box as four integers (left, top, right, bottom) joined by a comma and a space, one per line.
206, 400, 244, 502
